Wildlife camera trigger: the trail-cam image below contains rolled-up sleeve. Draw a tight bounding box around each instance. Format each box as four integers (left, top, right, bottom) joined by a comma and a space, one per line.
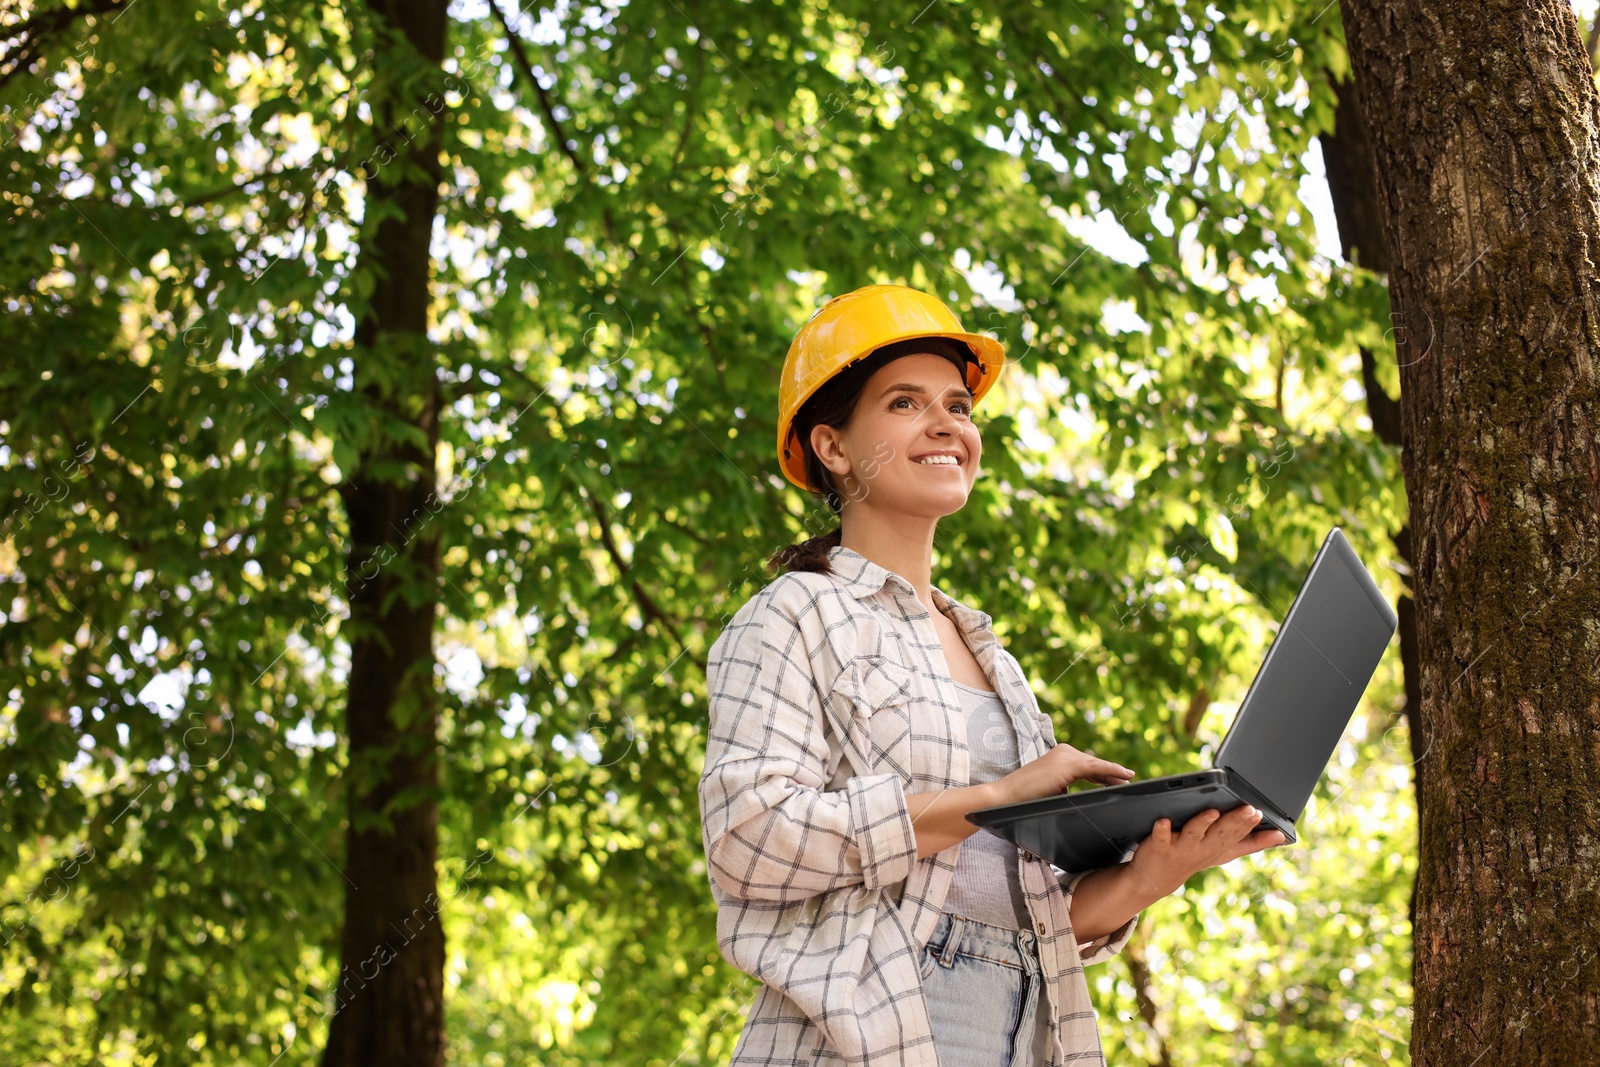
698, 580, 918, 903
1063, 867, 1140, 965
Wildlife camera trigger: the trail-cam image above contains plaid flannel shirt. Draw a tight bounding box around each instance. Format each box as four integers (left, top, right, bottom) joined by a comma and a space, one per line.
699, 544, 1140, 1066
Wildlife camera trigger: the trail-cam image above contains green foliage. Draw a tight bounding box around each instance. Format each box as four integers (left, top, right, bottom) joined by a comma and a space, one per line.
0, 0, 1412, 1063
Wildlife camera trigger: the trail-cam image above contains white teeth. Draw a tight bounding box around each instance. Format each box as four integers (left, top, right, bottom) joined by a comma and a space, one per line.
916, 455, 959, 465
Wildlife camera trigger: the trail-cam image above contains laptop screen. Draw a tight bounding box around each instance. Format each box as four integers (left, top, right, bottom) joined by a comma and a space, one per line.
1214, 530, 1398, 824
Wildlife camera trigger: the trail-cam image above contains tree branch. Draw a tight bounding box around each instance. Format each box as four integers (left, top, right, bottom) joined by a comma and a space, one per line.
0, 0, 124, 87
1359, 346, 1403, 447
671, 34, 702, 171
1122, 933, 1175, 1067
489, 0, 585, 179
490, 1, 627, 252
0, 0, 123, 47
547, 403, 705, 675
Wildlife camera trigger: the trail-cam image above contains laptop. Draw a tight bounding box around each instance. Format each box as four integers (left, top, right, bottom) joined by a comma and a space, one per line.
966, 527, 1399, 874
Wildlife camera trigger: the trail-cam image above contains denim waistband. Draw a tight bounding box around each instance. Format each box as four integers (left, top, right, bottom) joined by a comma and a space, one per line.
926, 911, 1041, 971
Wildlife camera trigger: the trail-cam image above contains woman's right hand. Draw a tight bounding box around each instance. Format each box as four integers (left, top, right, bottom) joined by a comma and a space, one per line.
988, 744, 1136, 807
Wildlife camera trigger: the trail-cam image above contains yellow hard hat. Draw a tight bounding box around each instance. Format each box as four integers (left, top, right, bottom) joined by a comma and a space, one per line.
777, 284, 1006, 490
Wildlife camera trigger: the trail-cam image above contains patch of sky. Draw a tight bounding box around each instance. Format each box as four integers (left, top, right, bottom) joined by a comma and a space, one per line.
286, 715, 338, 750
442, 645, 485, 697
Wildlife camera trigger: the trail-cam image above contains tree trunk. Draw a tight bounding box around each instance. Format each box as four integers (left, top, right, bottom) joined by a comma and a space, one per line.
321, 2, 450, 1065
1336, 2, 1600, 1064
1316, 71, 1426, 939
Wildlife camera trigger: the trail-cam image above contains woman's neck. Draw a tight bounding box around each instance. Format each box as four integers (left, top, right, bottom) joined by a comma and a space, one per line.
839, 520, 938, 612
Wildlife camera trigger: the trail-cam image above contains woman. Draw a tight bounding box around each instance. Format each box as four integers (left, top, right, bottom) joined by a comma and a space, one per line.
699, 284, 1286, 1067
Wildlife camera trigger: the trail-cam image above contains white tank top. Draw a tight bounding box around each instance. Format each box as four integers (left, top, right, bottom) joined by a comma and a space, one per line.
942, 681, 1031, 930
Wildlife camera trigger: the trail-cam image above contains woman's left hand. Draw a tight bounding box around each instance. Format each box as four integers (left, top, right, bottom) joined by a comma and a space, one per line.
1126, 805, 1288, 894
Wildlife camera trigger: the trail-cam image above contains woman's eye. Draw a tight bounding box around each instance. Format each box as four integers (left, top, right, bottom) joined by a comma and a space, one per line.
892, 396, 971, 415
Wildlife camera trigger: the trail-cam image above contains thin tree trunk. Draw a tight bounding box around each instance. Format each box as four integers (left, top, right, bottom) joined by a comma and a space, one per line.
1317, 69, 1426, 937
1318, 69, 1392, 278
321, 2, 450, 1064
1122, 931, 1175, 1067
1336, 2, 1600, 1065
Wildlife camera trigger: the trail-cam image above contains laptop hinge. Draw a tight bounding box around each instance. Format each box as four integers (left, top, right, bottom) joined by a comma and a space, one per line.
1223, 768, 1293, 826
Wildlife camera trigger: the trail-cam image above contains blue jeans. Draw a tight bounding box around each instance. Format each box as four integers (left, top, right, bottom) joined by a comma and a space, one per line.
920, 912, 1053, 1067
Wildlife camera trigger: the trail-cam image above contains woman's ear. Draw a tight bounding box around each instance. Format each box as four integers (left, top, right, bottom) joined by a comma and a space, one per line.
810, 423, 852, 480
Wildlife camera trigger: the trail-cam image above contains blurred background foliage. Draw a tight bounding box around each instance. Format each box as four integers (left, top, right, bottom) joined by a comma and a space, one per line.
2, 0, 1522, 1061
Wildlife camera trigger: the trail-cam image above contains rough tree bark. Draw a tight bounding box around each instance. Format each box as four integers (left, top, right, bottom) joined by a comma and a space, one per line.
1315, 71, 1428, 939
1336, 2, 1600, 1065
321, 2, 451, 1065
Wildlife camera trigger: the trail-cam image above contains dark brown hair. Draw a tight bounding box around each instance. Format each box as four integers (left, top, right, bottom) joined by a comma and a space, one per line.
765, 336, 977, 577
